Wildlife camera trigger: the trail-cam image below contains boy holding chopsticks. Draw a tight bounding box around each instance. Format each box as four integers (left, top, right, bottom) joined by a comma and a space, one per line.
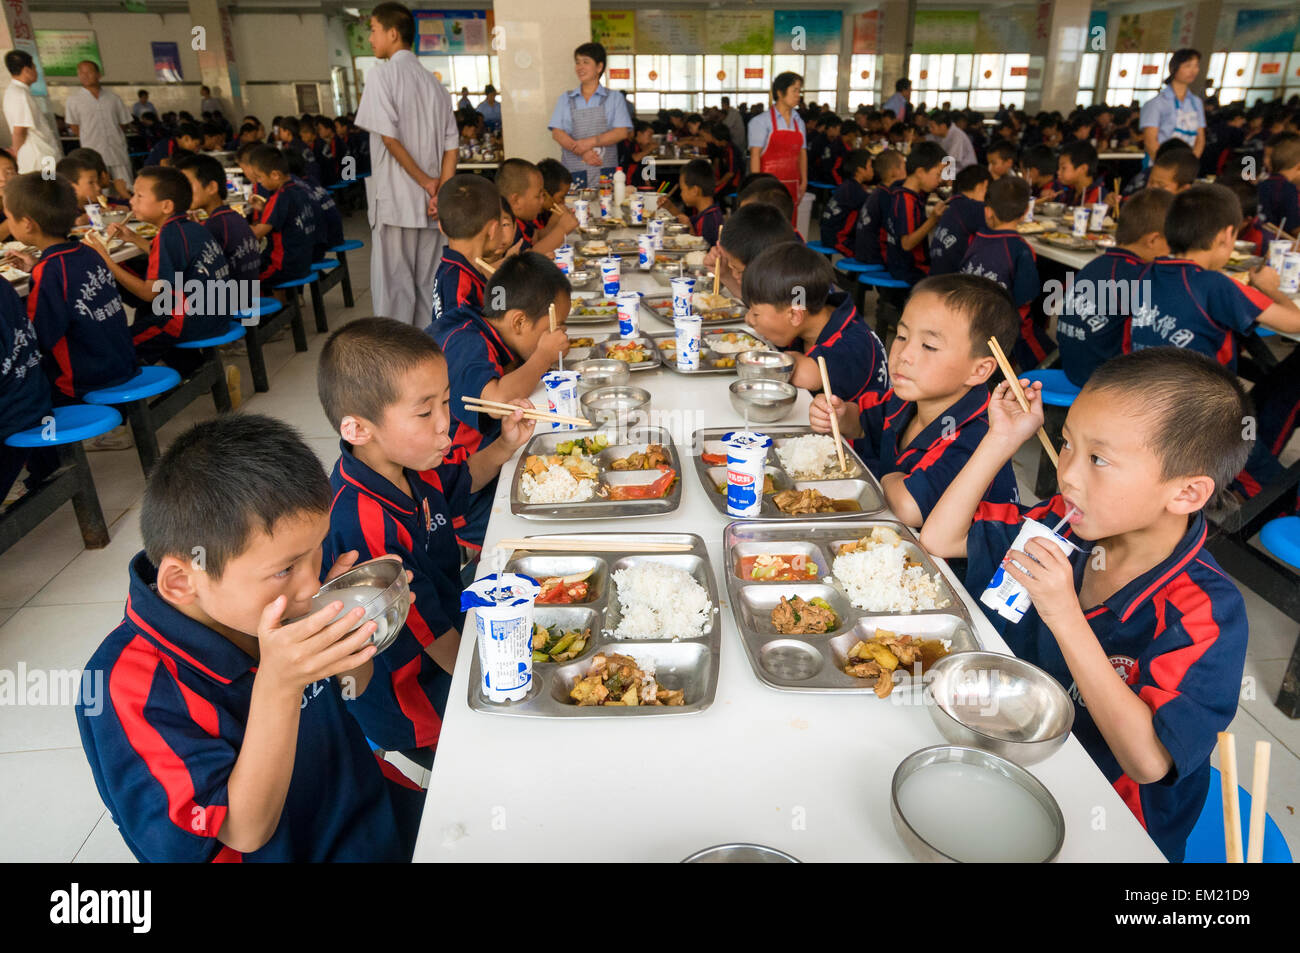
430, 173, 512, 345
317, 318, 535, 764
497, 158, 576, 256
919, 347, 1252, 862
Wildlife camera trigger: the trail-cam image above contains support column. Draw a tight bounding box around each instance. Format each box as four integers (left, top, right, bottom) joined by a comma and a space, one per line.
187, 0, 244, 117
877, 0, 916, 106
494, 0, 592, 161
1026, 0, 1091, 115
1186, 0, 1222, 100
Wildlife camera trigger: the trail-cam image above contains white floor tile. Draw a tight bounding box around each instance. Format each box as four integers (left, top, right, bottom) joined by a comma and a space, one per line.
0, 507, 124, 609
73, 810, 136, 863
1236, 656, 1300, 759
1240, 582, 1299, 662
29, 510, 143, 607
0, 747, 109, 861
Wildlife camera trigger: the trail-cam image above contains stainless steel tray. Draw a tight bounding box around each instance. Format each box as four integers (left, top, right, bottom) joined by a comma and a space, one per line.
640, 292, 746, 326
509, 425, 682, 520
577, 238, 639, 257
692, 426, 885, 520
567, 293, 619, 326
467, 532, 721, 717
723, 519, 979, 694
645, 330, 765, 375
591, 334, 661, 371
564, 331, 612, 364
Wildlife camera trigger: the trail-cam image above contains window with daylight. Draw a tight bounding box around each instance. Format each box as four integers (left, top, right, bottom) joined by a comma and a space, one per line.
910, 53, 1030, 114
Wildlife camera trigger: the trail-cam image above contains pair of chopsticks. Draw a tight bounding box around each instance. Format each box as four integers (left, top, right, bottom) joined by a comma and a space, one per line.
462, 396, 587, 429
1218, 732, 1271, 863
475, 256, 496, 276
816, 355, 850, 474
987, 336, 1059, 466
498, 537, 692, 553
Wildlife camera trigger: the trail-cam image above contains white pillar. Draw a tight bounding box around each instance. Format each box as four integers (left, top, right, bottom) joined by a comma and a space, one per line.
1026, 1, 1091, 115
187, 0, 244, 117
877, 0, 916, 107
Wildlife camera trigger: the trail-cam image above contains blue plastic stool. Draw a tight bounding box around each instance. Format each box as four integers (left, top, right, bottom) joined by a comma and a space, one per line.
175, 323, 247, 349
834, 260, 886, 274
1257, 327, 1275, 338
330, 239, 364, 253
234, 299, 283, 325
808, 181, 835, 192
856, 272, 910, 289
1260, 516, 1300, 570
83, 366, 182, 473
1184, 766, 1292, 862
1021, 369, 1082, 408
327, 239, 363, 307
237, 296, 303, 392
2, 404, 122, 555
309, 259, 340, 273
806, 241, 837, 259
274, 272, 329, 334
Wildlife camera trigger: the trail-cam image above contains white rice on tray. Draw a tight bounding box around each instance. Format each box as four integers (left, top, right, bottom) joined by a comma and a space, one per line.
831, 544, 950, 613
776, 434, 842, 478
521, 464, 596, 504
610, 561, 712, 640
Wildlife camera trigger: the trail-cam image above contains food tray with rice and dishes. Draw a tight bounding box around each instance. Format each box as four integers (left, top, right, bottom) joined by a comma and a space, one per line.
640, 290, 746, 325
692, 426, 885, 519
509, 427, 682, 520
660, 234, 708, 252
563, 333, 605, 363
649, 253, 711, 284
648, 329, 766, 374
723, 520, 979, 695
466, 533, 722, 717
1224, 251, 1265, 273
577, 237, 639, 258
566, 293, 620, 325
590, 335, 661, 371
1036, 231, 1098, 251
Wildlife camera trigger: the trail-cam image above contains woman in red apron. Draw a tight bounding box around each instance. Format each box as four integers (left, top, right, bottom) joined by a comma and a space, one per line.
748, 71, 806, 216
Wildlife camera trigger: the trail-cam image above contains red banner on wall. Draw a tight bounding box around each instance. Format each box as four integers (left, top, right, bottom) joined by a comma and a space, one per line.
1261, 62, 1281, 74
744, 67, 764, 79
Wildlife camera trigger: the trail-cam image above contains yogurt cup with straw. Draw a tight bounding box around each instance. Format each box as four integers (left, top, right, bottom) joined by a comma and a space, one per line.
629, 194, 645, 225
724, 430, 772, 518
671, 276, 695, 317
462, 573, 541, 703
674, 315, 702, 371
1268, 238, 1291, 273
1071, 207, 1090, 238
84, 204, 105, 232
1089, 202, 1108, 232
979, 508, 1081, 623
572, 198, 589, 227
542, 370, 581, 431
1024, 197, 1035, 223
647, 219, 665, 249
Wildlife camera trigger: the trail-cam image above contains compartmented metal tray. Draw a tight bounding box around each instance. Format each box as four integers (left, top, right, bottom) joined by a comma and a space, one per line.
564, 331, 612, 364
577, 237, 639, 257
645, 330, 766, 375
640, 292, 746, 326
591, 334, 662, 371
692, 426, 886, 520
567, 293, 619, 326
509, 425, 682, 520
467, 533, 721, 717
723, 519, 979, 693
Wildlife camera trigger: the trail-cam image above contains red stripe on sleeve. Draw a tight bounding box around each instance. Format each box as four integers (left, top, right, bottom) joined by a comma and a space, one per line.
356, 494, 389, 559
974, 501, 1022, 525
1141, 576, 1222, 711
1113, 774, 1147, 830
390, 655, 441, 748
157, 654, 221, 738
375, 752, 424, 790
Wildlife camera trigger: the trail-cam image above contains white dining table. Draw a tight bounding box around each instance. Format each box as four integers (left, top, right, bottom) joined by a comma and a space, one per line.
410, 244, 1167, 863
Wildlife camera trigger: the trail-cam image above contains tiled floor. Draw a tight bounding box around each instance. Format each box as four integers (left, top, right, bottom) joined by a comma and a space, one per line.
1, 213, 1297, 862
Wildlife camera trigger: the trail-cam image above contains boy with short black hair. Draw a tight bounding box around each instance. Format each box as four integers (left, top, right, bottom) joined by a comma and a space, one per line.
737, 178, 796, 226
985, 140, 1017, 180
819, 149, 873, 256
919, 348, 1253, 863
276, 115, 322, 187
318, 319, 535, 756
1146, 145, 1199, 196
497, 157, 574, 256
55, 152, 105, 223
741, 241, 888, 410
852, 149, 905, 268
245, 144, 320, 291
885, 139, 948, 285
1055, 139, 1105, 207
430, 173, 507, 343
810, 272, 1020, 526
282, 147, 343, 257
1258, 132, 1300, 236
1226, 179, 1264, 255
173, 152, 262, 282
666, 158, 723, 247
76, 413, 423, 861
715, 201, 797, 297
1019, 144, 1059, 200
1058, 188, 1173, 387
928, 163, 990, 276
536, 158, 572, 229
313, 116, 341, 186
618, 120, 657, 189
703, 122, 741, 200
144, 122, 202, 166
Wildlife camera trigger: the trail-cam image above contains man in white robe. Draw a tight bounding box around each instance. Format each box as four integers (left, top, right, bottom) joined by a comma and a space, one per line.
63, 60, 133, 186
354, 2, 458, 328
3, 50, 62, 175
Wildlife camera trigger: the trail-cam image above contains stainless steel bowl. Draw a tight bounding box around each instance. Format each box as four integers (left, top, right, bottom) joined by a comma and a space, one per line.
101, 208, 131, 226
664, 222, 689, 235
891, 745, 1065, 863
577, 224, 604, 239
580, 384, 650, 428
682, 843, 800, 863
566, 269, 596, 290
308, 556, 410, 654
925, 651, 1074, 765
1234, 239, 1257, 255
574, 358, 630, 393
1036, 201, 1065, 218
729, 379, 797, 423
736, 349, 796, 383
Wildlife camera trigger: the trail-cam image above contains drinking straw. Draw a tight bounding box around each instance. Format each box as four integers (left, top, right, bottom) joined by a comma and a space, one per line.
550, 303, 561, 372
1050, 507, 1077, 534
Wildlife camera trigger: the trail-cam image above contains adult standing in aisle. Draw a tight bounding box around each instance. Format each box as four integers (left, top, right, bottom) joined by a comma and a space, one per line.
882, 78, 913, 124
1140, 48, 1205, 161
748, 71, 806, 212
64, 60, 133, 186
719, 96, 746, 153
3, 50, 62, 174
548, 42, 633, 189
355, 2, 458, 327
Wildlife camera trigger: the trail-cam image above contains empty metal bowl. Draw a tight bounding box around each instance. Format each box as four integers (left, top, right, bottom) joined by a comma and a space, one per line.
101, 208, 131, 226
682, 843, 800, 863
308, 556, 410, 654
566, 269, 596, 290
577, 224, 604, 239
1234, 239, 1257, 255
1037, 201, 1065, 218
891, 745, 1065, 863
736, 349, 796, 382
664, 222, 689, 235
580, 384, 650, 428
574, 358, 630, 392
925, 651, 1074, 766
729, 379, 797, 423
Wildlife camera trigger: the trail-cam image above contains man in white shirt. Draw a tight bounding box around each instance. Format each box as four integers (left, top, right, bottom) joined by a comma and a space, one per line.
3, 50, 62, 174
926, 110, 976, 171
355, 2, 458, 327
64, 60, 133, 185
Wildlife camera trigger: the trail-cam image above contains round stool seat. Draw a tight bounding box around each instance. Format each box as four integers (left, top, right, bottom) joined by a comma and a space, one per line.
1257, 327, 1275, 338
83, 365, 181, 404
1185, 765, 1292, 862
330, 240, 364, 253
1260, 516, 1300, 571
835, 260, 886, 274
857, 272, 910, 289
309, 259, 340, 273
273, 273, 321, 290
809, 181, 835, 191
806, 241, 837, 256
235, 299, 283, 325
5, 404, 123, 448
175, 323, 248, 348
1021, 369, 1082, 408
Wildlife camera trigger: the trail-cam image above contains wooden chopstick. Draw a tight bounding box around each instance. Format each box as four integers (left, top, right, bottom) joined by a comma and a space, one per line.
816, 355, 848, 474
497, 537, 691, 553
548, 303, 557, 333
987, 336, 1059, 467
474, 256, 496, 276
1247, 740, 1271, 863
1219, 731, 1244, 863
462, 396, 588, 428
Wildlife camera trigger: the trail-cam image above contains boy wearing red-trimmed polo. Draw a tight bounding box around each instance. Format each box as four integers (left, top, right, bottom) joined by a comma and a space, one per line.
927, 163, 990, 276
75, 414, 423, 861
245, 145, 319, 292
884, 140, 948, 286
318, 318, 534, 762
851, 149, 905, 268
920, 348, 1252, 862
819, 149, 873, 257
430, 173, 505, 345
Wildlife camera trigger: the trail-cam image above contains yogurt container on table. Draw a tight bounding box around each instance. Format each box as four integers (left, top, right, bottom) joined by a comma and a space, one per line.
616, 292, 641, 338
1282, 252, 1300, 294
723, 430, 772, 518
600, 256, 621, 296
572, 198, 589, 227
554, 244, 574, 275
1024, 197, 1035, 223
541, 370, 581, 431
674, 315, 702, 372
1268, 239, 1291, 273
671, 276, 695, 317
647, 219, 665, 249
638, 233, 654, 270
1071, 207, 1089, 238
629, 194, 645, 225
599, 191, 613, 218
979, 518, 1082, 623
462, 573, 541, 703
84, 204, 105, 231
1089, 202, 1108, 232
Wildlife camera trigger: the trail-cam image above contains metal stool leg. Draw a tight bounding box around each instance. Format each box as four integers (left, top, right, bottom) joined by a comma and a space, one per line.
63, 443, 110, 549
309, 282, 328, 333
1034, 405, 1066, 499
207, 348, 232, 412
338, 252, 355, 308
123, 400, 161, 474
1278, 631, 1300, 718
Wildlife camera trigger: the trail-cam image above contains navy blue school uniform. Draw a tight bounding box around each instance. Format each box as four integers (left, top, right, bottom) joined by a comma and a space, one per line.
284, 137, 321, 187
964, 496, 1247, 863
74, 552, 422, 862
884, 185, 931, 284
430, 249, 486, 345
959, 228, 1049, 367
314, 136, 341, 186
852, 183, 896, 266
802, 290, 889, 410
1127, 258, 1271, 370
928, 194, 987, 276
325, 445, 467, 752
293, 174, 343, 254
258, 178, 319, 286
709, 140, 742, 198
822, 137, 849, 185
512, 215, 542, 252
820, 178, 868, 256
1058, 247, 1146, 387
0, 277, 50, 503
806, 130, 827, 179
202, 205, 261, 283
1257, 175, 1300, 232
143, 138, 180, 166
133, 215, 231, 357
854, 386, 1018, 519
26, 242, 135, 400
689, 203, 724, 249
1056, 179, 1107, 208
